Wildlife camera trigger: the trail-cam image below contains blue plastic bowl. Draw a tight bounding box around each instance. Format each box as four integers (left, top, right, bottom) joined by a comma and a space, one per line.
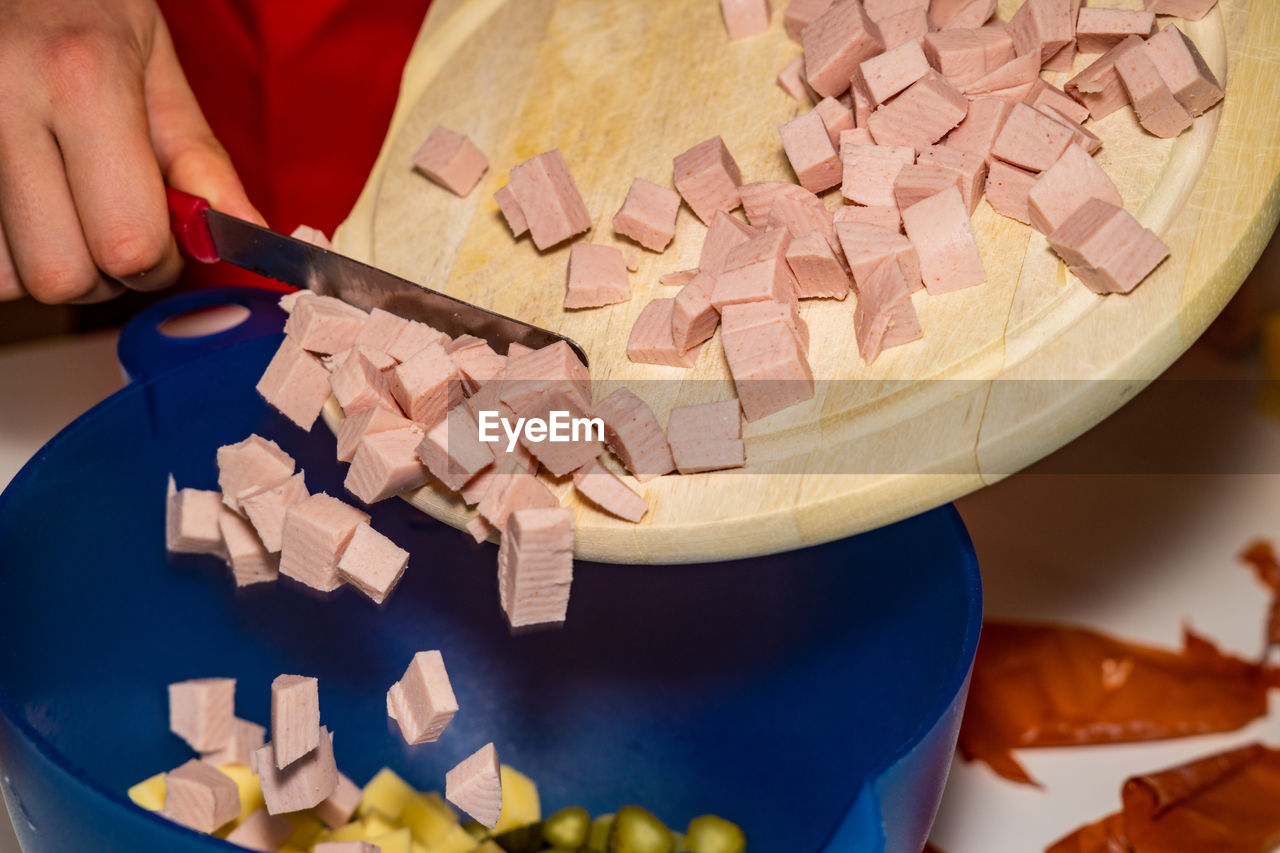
0, 290, 981, 852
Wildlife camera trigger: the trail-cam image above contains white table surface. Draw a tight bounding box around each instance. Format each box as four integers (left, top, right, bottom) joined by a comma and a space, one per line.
2, 328, 1280, 852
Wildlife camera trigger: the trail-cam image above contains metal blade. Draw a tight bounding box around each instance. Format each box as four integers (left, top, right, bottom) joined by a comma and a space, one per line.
205, 210, 588, 365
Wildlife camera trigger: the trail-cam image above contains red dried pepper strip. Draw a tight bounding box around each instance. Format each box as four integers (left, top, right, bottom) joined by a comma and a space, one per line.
1239, 540, 1280, 651
958, 623, 1271, 784
1046, 812, 1130, 853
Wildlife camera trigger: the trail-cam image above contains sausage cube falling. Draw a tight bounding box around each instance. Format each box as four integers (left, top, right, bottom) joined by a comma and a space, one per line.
279, 493, 370, 592
256, 337, 332, 430
224, 808, 295, 851
498, 508, 575, 628
239, 471, 309, 554
446, 742, 503, 829
165, 477, 224, 556
169, 678, 236, 753
271, 674, 320, 769
337, 522, 410, 605
217, 506, 279, 587
215, 435, 295, 514
312, 773, 364, 830
251, 726, 339, 814
387, 650, 459, 745
161, 759, 240, 834
200, 717, 266, 767
412, 126, 489, 197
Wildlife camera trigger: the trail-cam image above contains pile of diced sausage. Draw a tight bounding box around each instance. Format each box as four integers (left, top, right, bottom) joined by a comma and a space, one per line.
157, 654, 505, 844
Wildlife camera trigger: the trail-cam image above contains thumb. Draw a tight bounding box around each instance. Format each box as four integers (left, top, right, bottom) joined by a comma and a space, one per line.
143, 18, 267, 226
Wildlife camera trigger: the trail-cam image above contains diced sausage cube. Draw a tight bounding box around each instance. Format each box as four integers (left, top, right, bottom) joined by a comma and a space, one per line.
389, 342, 462, 427
572, 458, 649, 522
257, 336, 332, 430
832, 204, 901, 232
802, 0, 885, 98
1143, 0, 1217, 21
162, 759, 240, 833
1027, 144, 1124, 235
1115, 39, 1194, 138
929, 0, 997, 29
836, 221, 923, 292
385, 319, 451, 364
169, 678, 236, 753
984, 160, 1040, 224
412, 126, 489, 197
901, 185, 986, 293
387, 650, 458, 745
667, 399, 745, 474
856, 38, 930, 106
251, 727, 339, 815
476, 468, 559, 530
628, 299, 705, 368
1024, 79, 1091, 126
217, 435, 295, 514
240, 471, 309, 553
506, 149, 592, 250
355, 308, 410, 352
867, 71, 970, 151
345, 425, 432, 504
720, 0, 771, 40
945, 97, 1014, 162
218, 506, 279, 586
565, 243, 630, 309
767, 195, 840, 261
990, 103, 1074, 172
1144, 24, 1224, 118
1065, 36, 1146, 120
312, 773, 363, 830
841, 143, 916, 207
337, 522, 409, 604
271, 674, 320, 770
711, 229, 798, 309
965, 52, 1039, 99
784, 0, 833, 40
855, 257, 923, 364
336, 406, 413, 464
200, 717, 266, 768
418, 406, 495, 492
494, 184, 529, 238
225, 808, 294, 851
700, 210, 760, 276
283, 295, 368, 355
279, 493, 370, 591
612, 179, 681, 251
498, 507, 575, 628
737, 181, 818, 228
1007, 0, 1076, 63
1075, 8, 1155, 54
592, 389, 677, 481
923, 29, 999, 89
786, 231, 852, 299
290, 225, 331, 249
721, 304, 815, 422
446, 743, 503, 829
780, 111, 842, 193
777, 56, 808, 99
451, 342, 507, 394
672, 271, 721, 352
330, 348, 394, 415
916, 145, 989, 213
166, 477, 224, 555
673, 137, 744, 224
895, 163, 961, 213
1038, 105, 1102, 154
511, 388, 604, 477
813, 97, 855, 149
500, 340, 591, 414
875, 6, 929, 50
1047, 199, 1170, 294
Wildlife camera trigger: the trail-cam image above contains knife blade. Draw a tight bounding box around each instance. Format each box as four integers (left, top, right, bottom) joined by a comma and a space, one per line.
166, 187, 588, 365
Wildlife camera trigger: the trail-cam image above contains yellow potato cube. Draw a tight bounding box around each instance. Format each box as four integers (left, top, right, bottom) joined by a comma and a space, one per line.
363, 811, 398, 839
325, 820, 370, 842
492, 766, 539, 835
372, 826, 414, 853
217, 763, 265, 823
402, 792, 458, 845
421, 823, 477, 853
127, 773, 167, 812
360, 767, 417, 820
285, 812, 327, 847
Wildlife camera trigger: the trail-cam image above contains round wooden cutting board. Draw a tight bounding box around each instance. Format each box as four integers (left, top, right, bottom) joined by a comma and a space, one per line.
330, 0, 1280, 564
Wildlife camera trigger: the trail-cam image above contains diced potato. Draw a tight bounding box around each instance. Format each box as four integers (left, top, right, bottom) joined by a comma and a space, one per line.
402, 792, 459, 845
284, 812, 327, 847
470, 842, 504, 853
360, 767, 418, 820
421, 823, 477, 853
325, 820, 371, 842
372, 826, 414, 853
127, 773, 167, 812
363, 811, 398, 839
217, 763, 265, 823
491, 766, 539, 835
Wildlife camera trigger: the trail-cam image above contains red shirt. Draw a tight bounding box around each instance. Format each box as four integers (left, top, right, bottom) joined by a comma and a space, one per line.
157, 0, 432, 286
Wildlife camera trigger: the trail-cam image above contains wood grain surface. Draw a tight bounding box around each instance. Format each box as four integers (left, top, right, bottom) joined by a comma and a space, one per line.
329, 0, 1280, 564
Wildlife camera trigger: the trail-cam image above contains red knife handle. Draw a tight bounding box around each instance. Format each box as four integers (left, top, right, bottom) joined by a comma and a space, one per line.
166, 187, 220, 264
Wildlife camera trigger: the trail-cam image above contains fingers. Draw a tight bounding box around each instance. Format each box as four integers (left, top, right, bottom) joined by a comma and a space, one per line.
0, 219, 23, 302
47, 31, 183, 292
0, 117, 116, 304
145, 21, 266, 226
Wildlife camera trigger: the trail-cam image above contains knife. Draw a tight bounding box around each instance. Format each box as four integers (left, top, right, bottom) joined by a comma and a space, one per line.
165, 187, 588, 365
